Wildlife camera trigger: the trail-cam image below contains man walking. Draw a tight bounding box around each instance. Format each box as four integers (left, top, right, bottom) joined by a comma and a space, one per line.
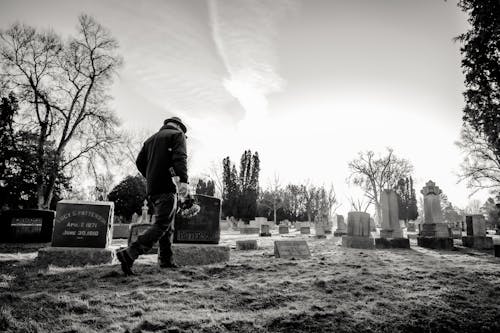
116, 117, 189, 275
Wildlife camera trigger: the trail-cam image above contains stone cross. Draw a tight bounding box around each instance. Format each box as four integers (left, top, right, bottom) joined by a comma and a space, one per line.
421, 180, 444, 224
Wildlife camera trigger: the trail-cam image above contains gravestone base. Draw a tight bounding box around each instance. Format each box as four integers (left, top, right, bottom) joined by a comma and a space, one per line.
315, 235, 327, 239
333, 231, 347, 237
379, 230, 403, 239
278, 226, 289, 234
112, 224, 130, 239
461, 236, 493, 249
300, 227, 311, 234
417, 237, 454, 250
375, 238, 410, 249
239, 227, 260, 235
0, 242, 51, 253
260, 232, 272, 237
419, 223, 451, 238
236, 240, 258, 250
169, 244, 230, 266
325, 230, 332, 234
341, 236, 375, 249
37, 247, 114, 267
495, 245, 500, 257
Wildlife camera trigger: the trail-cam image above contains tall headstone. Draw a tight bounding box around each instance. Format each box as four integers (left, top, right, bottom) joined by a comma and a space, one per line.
416, 181, 453, 250
462, 215, 493, 249
333, 215, 347, 236
341, 212, 375, 249
37, 200, 115, 266
314, 223, 326, 238
376, 189, 410, 248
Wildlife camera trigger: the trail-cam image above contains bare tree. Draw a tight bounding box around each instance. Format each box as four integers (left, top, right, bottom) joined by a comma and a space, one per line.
0, 15, 122, 208
456, 124, 500, 195
259, 172, 283, 224
326, 183, 341, 218
347, 195, 371, 213
348, 148, 413, 224
202, 160, 225, 199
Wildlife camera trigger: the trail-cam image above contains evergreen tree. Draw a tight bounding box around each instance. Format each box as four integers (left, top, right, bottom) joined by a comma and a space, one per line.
107, 175, 146, 221
457, 0, 500, 155
221, 150, 260, 220
395, 177, 418, 222
195, 179, 215, 196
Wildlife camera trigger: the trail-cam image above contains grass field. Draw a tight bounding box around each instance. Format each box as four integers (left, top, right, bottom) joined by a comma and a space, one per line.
1, 230, 500, 333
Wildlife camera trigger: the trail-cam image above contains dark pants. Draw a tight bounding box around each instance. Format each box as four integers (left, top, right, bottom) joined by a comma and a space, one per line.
127, 193, 177, 263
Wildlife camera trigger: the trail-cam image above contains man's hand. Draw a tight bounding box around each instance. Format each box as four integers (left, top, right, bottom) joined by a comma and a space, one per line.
178, 182, 189, 199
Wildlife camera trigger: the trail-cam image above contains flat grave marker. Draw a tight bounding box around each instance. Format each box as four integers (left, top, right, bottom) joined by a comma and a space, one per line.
274, 240, 311, 259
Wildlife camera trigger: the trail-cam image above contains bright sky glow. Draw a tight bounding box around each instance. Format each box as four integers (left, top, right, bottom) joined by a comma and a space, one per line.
0, 0, 490, 211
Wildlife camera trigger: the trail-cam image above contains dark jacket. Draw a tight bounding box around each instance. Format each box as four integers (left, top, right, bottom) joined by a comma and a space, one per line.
136, 124, 188, 195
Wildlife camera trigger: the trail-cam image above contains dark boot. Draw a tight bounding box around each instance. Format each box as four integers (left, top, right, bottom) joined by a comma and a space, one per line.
116, 248, 135, 276
158, 245, 179, 268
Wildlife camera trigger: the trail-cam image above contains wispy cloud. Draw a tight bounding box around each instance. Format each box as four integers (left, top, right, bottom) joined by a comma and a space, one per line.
208, 0, 299, 125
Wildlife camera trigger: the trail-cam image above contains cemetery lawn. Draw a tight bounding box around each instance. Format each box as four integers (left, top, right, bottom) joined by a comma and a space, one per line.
1, 232, 500, 333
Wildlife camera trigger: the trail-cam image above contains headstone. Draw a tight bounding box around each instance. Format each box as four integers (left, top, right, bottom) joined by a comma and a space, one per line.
369, 217, 377, 232
236, 240, 258, 250
279, 225, 289, 234
131, 213, 139, 224
324, 219, 333, 234
112, 223, 130, 239
462, 215, 493, 249
341, 212, 375, 249
51, 200, 114, 248
376, 189, 410, 248
260, 224, 271, 237
407, 221, 416, 232
37, 200, 115, 267
128, 223, 157, 254
0, 209, 54, 243
300, 226, 311, 234
465, 215, 486, 236
416, 181, 454, 250
274, 240, 311, 259
240, 226, 260, 234
174, 194, 221, 244
314, 224, 326, 238
333, 215, 347, 236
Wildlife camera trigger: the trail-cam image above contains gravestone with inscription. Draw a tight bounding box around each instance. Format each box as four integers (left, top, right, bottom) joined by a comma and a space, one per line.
37, 200, 115, 267
462, 215, 493, 249
274, 240, 311, 259
173, 194, 221, 244
172, 194, 230, 266
0, 209, 54, 243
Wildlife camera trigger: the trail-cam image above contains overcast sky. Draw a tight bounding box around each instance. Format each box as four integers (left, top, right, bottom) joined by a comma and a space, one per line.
1, 0, 487, 211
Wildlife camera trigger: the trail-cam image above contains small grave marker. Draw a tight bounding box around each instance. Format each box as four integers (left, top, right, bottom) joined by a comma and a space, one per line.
274, 240, 311, 259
